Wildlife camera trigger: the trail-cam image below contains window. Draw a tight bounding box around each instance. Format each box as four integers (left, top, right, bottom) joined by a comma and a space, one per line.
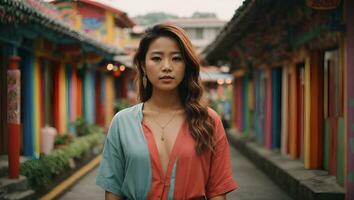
195, 28, 203, 39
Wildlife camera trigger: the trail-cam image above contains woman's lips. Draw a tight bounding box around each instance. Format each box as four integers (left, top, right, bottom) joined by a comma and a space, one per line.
159, 76, 174, 80
159, 76, 174, 83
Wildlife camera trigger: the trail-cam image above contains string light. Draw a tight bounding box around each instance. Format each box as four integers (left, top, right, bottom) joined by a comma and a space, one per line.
107, 63, 114, 71
217, 79, 225, 85
119, 65, 126, 71
113, 65, 118, 71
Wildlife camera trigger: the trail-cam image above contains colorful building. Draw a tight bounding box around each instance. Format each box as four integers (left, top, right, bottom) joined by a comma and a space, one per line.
52, 0, 137, 101
0, 0, 134, 179
163, 16, 226, 54
203, 0, 353, 199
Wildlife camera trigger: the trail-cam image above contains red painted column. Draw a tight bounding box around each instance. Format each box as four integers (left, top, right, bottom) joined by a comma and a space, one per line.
7, 56, 21, 178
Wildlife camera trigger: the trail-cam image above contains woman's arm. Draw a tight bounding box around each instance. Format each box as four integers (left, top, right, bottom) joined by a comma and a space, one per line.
105, 191, 124, 200
209, 194, 226, 200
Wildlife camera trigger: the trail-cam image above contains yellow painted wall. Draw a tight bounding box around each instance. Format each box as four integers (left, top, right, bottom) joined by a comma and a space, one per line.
105, 11, 115, 43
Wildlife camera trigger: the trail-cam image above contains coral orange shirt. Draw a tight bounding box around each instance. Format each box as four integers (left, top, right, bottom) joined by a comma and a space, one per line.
142, 108, 237, 199
96, 103, 237, 199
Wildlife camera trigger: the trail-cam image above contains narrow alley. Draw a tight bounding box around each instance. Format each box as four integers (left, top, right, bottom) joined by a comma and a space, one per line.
1, 0, 353, 200
58, 147, 292, 200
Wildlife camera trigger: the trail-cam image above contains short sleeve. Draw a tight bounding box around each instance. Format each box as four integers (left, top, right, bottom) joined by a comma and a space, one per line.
96, 115, 125, 197
205, 113, 237, 197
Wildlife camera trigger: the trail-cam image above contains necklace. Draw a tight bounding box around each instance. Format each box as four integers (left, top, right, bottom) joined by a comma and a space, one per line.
150, 108, 178, 141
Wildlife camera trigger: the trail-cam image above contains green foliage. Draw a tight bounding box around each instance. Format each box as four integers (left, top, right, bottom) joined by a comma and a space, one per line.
20, 133, 105, 190
133, 12, 179, 26
54, 134, 73, 146
71, 118, 104, 136
191, 12, 217, 18
114, 99, 132, 112
209, 99, 221, 114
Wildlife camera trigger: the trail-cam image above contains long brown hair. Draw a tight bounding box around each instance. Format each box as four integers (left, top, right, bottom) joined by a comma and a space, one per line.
133, 24, 214, 154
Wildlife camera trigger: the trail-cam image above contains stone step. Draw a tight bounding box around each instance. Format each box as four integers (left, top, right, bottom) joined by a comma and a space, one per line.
0, 159, 7, 178
227, 130, 346, 200
0, 155, 30, 178
0, 176, 28, 194
0, 189, 35, 200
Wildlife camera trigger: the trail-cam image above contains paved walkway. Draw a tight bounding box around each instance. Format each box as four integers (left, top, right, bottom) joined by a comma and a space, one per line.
227, 147, 292, 200
58, 147, 292, 200
57, 167, 104, 200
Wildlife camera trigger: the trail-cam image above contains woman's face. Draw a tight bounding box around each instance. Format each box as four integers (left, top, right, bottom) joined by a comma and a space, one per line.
144, 36, 186, 93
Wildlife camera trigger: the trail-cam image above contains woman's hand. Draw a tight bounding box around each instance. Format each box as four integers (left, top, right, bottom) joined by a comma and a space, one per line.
105, 191, 123, 200
209, 194, 226, 200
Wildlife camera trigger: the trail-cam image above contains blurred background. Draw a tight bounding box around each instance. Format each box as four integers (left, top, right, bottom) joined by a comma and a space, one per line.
0, 0, 353, 199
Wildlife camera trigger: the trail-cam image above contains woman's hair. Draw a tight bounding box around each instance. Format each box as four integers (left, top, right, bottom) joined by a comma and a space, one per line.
133, 23, 214, 154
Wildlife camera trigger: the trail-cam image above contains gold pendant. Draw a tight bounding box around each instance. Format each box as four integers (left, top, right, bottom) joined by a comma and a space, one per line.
161, 129, 165, 141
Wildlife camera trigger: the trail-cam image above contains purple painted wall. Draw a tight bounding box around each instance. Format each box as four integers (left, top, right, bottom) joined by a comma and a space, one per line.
346, 0, 354, 199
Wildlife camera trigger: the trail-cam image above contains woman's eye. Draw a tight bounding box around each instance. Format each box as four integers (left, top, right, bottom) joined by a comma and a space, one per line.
151, 57, 161, 61
172, 57, 182, 61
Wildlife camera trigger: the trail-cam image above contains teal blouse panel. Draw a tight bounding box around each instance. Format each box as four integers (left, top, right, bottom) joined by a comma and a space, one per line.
96, 103, 152, 199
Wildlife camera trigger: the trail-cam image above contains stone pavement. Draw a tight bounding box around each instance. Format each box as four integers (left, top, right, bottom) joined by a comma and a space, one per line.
58, 147, 292, 200
227, 146, 292, 200
57, 167, 104, 200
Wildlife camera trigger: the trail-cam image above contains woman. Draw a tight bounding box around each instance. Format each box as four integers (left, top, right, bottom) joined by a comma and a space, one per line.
96, 24, 237, 200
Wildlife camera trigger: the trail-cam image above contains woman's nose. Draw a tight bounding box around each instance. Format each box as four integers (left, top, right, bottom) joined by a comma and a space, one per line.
162, 59, 172, 71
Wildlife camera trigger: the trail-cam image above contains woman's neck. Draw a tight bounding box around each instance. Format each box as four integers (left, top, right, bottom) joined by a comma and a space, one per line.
146, 89, 181, 111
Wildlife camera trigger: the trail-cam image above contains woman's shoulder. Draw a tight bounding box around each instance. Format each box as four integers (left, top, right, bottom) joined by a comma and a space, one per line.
206, 107, 227, 140
112, 103, 143, 122
206, 106, 221, 122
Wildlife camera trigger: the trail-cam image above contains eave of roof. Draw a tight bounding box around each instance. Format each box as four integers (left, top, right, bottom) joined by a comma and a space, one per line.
0, 0, 121, 56
201, 0, 257, 63
76, 0, 135, 27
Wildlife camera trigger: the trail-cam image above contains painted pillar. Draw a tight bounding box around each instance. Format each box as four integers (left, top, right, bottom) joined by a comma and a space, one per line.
289, 64, 298, 158
105, 75, 115, 129
345, 0, 354, 198
7, 55, 21, 178
242, 74, 250, 135
264, 68, 273, 149
281, 66, 289, 155
271, 68, 282, 149
309, 51, 324, 168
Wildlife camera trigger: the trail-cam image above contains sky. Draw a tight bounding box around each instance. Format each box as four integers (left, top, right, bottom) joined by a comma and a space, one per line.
98, 0, 245, 20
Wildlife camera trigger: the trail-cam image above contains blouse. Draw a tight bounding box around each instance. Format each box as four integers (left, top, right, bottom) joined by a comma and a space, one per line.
96, 103, 237, 199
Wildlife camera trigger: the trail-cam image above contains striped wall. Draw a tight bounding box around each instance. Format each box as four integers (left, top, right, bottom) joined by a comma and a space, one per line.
232, 48, 346, 187
19, 53, 117, 156
252, 68, 281, 149
227, 2, 353, 196
20, 51, 44, 158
